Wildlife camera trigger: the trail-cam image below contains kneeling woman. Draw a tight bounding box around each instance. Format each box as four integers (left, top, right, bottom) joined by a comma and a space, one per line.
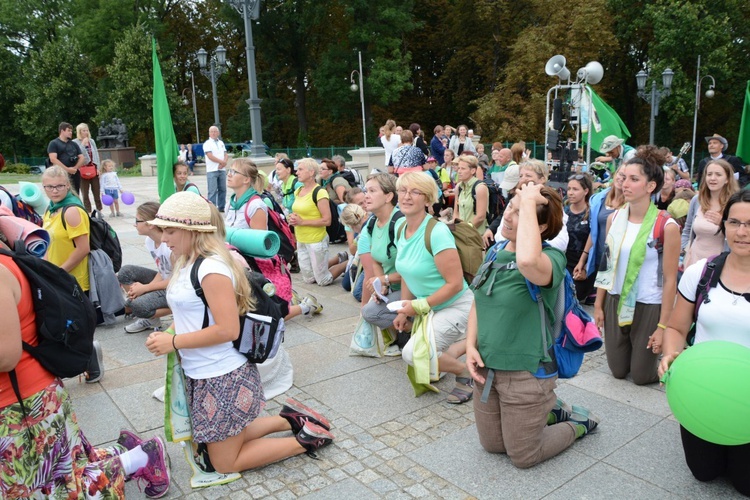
393, 172, 475, 404
466, 183, 598, 469
146, 192, 333, 473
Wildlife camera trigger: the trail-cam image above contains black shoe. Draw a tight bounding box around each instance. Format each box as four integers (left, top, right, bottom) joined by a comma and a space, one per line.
295, 421, 334, 458
85, 340, 104, 383
280, 398, 331, 434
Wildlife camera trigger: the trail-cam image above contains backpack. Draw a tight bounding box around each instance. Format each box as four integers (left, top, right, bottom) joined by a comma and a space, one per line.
246, 193, 297, 263
1, 241, 97, 379
398, 216, 484, 284
366, 211, 404, 261
457, 179, 506, 225
62, 207, 123, 272
331, 170, 358, 188
648, 209, 672, 287
472, 241, 602, 379
0, 186, 43, 226
191, 256, 285, 364
310, 186, 347, 244
686, 251, 729, 345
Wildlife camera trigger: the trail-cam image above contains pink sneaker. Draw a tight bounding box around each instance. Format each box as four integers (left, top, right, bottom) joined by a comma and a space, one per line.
117, 429, 142, 451
132, 437, 171, 498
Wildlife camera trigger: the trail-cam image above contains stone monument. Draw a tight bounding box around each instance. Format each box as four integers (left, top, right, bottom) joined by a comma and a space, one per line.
97, 118, 136, 168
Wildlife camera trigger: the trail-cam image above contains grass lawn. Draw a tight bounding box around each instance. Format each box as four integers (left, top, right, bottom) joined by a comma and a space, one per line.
0, 174, 43, 185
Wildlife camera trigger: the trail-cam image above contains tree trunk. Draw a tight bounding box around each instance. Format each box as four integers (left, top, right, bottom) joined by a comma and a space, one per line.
295, 70, 308, 145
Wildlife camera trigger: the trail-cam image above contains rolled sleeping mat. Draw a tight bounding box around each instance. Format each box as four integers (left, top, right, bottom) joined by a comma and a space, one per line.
18, 181, 49, 213
225, 227, 280, 258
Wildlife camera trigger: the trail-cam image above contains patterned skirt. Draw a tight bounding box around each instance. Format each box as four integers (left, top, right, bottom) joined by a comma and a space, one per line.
0, 380, 127, 499
185, 362, 265, 443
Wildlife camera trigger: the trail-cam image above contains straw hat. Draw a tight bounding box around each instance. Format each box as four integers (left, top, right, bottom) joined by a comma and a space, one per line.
149, 191, 217, 232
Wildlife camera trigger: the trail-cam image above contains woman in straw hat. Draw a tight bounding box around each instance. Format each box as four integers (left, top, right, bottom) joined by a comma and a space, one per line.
146, 191, 333, 473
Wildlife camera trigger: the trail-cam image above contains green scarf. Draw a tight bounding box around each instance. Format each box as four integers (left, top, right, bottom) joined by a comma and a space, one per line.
48, 192, 84, 213
618, 203, 658, 319
229, 188, 258, 211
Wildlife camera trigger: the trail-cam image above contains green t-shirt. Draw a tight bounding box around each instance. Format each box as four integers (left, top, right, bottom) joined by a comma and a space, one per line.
457, 178, 487, 235
395, 216, 468, 310
473, 246, 566, 373
360, 207, 404, 292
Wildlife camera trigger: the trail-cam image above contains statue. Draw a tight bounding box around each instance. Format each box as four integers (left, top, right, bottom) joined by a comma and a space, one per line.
96, 119, 128, 148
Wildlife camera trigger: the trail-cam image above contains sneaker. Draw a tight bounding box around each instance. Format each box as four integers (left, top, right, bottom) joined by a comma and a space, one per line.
570, 405, 600, 436
301, 294, 323, 315
291, 289, 302, 306
295, 421, 335, 457
116, 212, 122, 217
117, 429, 143, 451
384, 344, 402, 357
548, 398, 573, 425
133, 437, 171, 498
85, 341, 104, 383
125, 317, 160, 334
337, 251, 349, 264
280, 398, 331, 435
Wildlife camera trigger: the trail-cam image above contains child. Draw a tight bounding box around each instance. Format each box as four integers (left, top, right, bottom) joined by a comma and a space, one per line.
100, 159, 124, 217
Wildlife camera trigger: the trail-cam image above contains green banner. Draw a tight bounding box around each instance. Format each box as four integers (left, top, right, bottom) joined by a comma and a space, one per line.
152, 38, 177, 202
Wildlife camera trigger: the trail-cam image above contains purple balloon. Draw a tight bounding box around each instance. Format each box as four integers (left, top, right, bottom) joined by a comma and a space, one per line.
102, 194, 114, 206
121, 192, 135, 205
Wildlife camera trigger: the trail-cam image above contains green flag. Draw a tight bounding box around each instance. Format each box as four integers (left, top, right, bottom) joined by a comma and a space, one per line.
581, 86, 631, 151
736, 81, 750, 164
152, 38, 177, 202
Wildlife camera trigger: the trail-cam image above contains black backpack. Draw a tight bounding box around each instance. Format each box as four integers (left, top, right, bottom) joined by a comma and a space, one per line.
311, 186, 347, 244
63, 207, 123, 272
331, 170, 358, 188
366, 211, 404, 260
687, 252, 729, 345
458, 179, 506, 225
2, 241, 97, 379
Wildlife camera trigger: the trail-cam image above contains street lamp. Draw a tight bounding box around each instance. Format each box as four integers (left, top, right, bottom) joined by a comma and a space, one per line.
225, 0, 269, 158
690, 55, 716, 179
197, 45, 227, 129
182, 71, 200, 143
349, 51, 367, 148
635, 67, 674, 145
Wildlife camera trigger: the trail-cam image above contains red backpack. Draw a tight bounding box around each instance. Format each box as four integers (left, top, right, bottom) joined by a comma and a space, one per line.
246, 193, 296, 263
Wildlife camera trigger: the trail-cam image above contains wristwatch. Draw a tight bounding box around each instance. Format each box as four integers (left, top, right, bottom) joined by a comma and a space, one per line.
384, 274, 391, 287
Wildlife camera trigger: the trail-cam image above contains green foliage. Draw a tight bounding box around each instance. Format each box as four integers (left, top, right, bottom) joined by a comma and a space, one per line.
3, 163, 31, 174
16, 36, 96, 150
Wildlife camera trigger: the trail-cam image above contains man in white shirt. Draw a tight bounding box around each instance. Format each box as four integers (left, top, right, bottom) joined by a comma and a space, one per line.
203, 126, 228, 211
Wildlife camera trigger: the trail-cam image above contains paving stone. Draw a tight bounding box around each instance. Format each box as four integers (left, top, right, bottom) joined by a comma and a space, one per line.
326, 468, 349, 482
245, 485, 270, 498
300, 477, 378, 499
356, 468, 381, 484
369, 477, 400, 494
544, 462, 681, 499
404, 483, 432, 498
566, 369, 670, 417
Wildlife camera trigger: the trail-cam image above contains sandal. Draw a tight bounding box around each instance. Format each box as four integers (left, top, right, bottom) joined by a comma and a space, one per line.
446, 376, 474, 404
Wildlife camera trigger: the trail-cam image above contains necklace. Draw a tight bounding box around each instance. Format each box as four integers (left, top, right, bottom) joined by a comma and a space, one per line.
729, 282, 750, 305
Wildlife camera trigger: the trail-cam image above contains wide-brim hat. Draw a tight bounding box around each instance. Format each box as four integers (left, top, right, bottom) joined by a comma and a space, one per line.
705, 134, 728, 151
599, 135, 624, 154
500, 164, 521, 191
149, 191, 217, 232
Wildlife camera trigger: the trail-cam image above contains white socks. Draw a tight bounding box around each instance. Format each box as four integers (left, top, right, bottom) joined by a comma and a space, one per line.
120, 445, 149, 476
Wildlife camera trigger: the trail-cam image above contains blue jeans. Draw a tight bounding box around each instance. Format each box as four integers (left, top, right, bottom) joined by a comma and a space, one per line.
342, 266, 364, 301
207, 169, 227, 210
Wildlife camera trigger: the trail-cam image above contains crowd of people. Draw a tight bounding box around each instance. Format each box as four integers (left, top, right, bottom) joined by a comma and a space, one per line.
1, 120, 749, 497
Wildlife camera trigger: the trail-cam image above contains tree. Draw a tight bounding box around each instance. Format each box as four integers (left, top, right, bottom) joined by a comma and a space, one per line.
0, 0, 75, 56
16, 36, 96, 152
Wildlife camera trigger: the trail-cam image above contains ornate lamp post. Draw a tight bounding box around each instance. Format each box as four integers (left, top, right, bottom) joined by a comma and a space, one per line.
225, 0, 269, 158
349, 51, 367, 148
197, 46, 227, 128
690, 55, 716, 179
181, 71, 200, 142
635, 67, 674, 145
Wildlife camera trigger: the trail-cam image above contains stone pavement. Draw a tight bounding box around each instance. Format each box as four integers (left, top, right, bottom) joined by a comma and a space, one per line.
32, 175, 742, 499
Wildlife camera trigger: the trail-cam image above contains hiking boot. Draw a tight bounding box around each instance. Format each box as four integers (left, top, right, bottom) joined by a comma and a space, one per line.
570, 405, 600, 437
295, 421, 334, 457
280, 398, 332, 435
117, 429, 143, 451
85, 341, 104, 384
548, 398, 573, 425
301, 294, 323, 315
126, 317, 160, 333
133, 436, 171, 498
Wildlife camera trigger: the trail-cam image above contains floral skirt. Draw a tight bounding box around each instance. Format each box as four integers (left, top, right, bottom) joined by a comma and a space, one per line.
0, 379, 127, 499
185, 362, 265, 443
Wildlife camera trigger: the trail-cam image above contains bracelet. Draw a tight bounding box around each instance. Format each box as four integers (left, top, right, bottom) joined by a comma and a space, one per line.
172, 334, 178, 351
657, 323, 667, 330
582, 250, 589, 255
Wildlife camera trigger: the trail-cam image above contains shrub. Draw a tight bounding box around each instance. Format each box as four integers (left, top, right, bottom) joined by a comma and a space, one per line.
3, 163, 31, 174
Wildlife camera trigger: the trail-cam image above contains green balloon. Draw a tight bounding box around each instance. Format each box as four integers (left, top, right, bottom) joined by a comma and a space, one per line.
663, 340, 750, 445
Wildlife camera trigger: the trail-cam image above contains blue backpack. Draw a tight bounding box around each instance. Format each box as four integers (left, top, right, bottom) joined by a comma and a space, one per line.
472, 241, 602, 378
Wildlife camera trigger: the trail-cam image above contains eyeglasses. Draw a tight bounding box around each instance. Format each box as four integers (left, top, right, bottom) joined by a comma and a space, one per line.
396, 188, 425, 198
43, 184, 67, 192
227, 168, 247, 177
725, 219, 750, 229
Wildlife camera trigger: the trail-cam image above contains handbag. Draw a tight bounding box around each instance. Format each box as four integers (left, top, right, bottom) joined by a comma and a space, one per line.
80, 163, 98, 180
